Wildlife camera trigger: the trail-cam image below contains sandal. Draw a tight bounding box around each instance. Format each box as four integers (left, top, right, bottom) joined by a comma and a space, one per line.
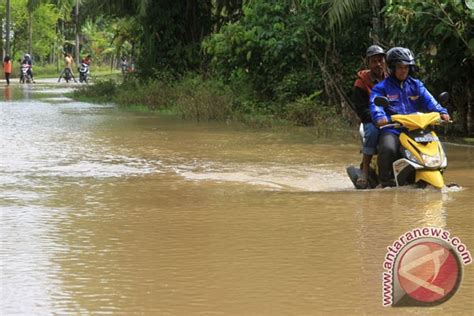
356, 174, 369, 189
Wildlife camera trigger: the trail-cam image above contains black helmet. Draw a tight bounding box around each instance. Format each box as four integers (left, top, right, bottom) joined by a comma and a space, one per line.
386, 47, 415, 69
366, 45, 385, 58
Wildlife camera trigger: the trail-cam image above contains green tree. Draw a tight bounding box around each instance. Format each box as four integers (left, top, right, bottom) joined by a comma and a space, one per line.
27, 0, 42, 54
385, 0, 473, 135
31, 4, 60, 61
8, 0, 29, 60
2, 0, 12, 57
109, 17, 140, 63
81, 17, 115, 64
204, 0, 373, 118
81, 0, 246, 76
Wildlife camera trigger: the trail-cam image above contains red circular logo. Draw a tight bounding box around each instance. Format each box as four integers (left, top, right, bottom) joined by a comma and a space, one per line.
397, 241, 460, 303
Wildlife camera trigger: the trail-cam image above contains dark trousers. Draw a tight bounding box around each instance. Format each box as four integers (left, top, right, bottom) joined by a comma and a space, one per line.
377, 132, 401, 185
58, 67, 76, 82
5, 72, 11, 85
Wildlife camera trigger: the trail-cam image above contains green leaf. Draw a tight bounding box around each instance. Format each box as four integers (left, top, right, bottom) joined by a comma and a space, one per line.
466, 0, 474, 10
246, 51, 252, 61
308, 90, 323, 100
469, 38, 474, 52
432, 23, 446, 36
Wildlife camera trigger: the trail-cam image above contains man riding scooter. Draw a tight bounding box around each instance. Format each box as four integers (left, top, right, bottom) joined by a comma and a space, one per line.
370, 47, 450, 187
20, 54, 36, 83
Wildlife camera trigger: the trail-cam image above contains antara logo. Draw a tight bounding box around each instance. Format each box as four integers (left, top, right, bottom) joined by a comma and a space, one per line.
382, 227, 471, 307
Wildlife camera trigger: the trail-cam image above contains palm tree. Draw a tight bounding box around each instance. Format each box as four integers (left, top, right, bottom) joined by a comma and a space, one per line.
35, 0, 71, 67
326, 0, 384, 40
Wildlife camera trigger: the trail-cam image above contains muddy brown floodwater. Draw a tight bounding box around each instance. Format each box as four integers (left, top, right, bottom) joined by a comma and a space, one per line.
1, 83, 473, 314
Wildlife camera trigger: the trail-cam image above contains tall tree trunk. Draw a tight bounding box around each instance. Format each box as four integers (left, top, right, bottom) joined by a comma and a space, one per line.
60, 19, 64, 71
0, 22, 3, 60
5, 0, 11, 56
29, 12, 33, 54
50, 44, 54, 64
371, 0, 383, 43
75, 0, 80, 65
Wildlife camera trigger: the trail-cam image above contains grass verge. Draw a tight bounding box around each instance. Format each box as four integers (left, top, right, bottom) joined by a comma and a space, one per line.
69, 74, 353, 136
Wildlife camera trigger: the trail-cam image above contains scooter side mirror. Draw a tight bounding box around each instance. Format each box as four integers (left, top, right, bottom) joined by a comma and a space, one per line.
374, 96, 390, 107
438, 92, 449, 104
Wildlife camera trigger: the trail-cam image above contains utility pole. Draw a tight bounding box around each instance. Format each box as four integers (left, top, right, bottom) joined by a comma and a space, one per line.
75, 0, 80, 65
6, 0, 11, 56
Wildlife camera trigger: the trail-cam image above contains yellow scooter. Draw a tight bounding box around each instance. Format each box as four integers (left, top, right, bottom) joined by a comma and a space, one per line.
376, 95, 451, 188
347, 94, 451, 189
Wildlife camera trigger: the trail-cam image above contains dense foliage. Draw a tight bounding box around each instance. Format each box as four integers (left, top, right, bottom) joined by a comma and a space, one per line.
0, 0, 137, 66
204, 1, 372, 115
1, 0, 473, 134
384, 0, 473, 134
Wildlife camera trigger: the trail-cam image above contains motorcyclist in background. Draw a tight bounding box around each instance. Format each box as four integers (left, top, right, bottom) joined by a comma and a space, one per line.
120, 56, 129, 75
21, 54, 36, 83
82, 54, 92, 66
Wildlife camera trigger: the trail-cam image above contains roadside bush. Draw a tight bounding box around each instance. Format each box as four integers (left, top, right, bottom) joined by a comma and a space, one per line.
286, 93, 345, 129
115, 80, 177, 110
70, 73, 349, 133
203, 2, 315, 100
274, 69, 322, 103
175, 77, 233, 121
72, 79, 117, 102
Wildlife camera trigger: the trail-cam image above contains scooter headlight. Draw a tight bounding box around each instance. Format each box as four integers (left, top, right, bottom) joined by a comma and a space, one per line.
405, 149, 421, 164
421, 153, 442, 168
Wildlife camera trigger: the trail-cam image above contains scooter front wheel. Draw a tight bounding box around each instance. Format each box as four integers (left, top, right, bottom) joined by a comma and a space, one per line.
415, 180, 428, 189
415, 170, 444, 189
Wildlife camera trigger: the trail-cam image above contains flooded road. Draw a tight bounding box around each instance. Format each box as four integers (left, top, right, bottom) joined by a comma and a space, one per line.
1, 83, 473, 315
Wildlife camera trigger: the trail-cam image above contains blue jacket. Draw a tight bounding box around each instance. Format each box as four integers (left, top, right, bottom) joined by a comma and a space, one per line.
370, 75, 448, 134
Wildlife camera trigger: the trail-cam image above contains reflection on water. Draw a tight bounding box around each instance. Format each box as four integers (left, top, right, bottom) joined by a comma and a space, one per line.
4, 85, 12, 101
1, 84, 473, 314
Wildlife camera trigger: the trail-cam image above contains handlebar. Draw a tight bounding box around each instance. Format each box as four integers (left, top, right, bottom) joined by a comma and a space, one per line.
379, 123, 401, 129
379, 119, 452, 129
